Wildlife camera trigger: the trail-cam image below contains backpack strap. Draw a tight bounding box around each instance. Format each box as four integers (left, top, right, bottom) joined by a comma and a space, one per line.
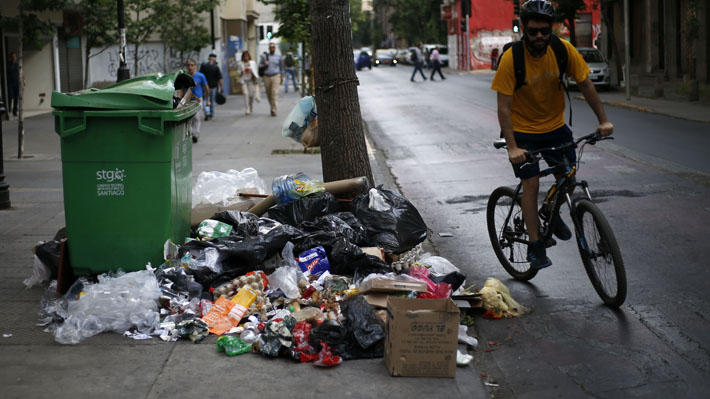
549, 35, 573, 126
511, 41, 526, 90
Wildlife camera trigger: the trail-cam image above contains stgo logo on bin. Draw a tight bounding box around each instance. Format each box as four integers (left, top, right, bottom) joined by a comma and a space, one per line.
96, 169, 126, 197
96, 169, 126, 182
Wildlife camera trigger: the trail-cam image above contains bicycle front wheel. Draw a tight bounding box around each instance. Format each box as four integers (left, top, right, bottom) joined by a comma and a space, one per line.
487, 186, 538, 281
574, 199, 627, 307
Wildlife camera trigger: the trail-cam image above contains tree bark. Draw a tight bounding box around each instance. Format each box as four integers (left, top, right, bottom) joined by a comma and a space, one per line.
17, 10, 25, 160
602, 2, 623, 86
310, 0, 374, 187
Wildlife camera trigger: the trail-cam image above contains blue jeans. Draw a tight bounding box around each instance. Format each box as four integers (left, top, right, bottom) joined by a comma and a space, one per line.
285, 68, 298, 92
205, 88, 217, 117
411, 61, 426, 81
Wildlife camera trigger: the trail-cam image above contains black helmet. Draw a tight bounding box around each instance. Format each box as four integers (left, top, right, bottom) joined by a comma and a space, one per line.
520, 0, 555, 24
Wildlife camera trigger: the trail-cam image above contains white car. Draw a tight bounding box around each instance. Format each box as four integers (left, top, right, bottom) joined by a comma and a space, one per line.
567, 47, 610, 90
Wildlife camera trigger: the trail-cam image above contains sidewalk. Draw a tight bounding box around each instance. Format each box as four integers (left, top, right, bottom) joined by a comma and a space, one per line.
576, 88, 710, 124
0, 91, 486, 399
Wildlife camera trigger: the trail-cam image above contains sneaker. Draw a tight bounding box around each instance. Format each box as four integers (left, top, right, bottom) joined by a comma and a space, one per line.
527, 240, 552, 270
192, 136, 198, 143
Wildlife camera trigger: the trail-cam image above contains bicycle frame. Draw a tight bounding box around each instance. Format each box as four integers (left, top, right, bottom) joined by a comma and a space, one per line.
500, 134, 601, 256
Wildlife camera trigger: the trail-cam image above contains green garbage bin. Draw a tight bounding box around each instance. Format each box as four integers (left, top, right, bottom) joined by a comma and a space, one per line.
52, 71, 200, 275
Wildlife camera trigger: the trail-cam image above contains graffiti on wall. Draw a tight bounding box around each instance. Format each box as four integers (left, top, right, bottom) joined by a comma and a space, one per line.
89, 43, 213, 86
592, 24, 602, 48
471, 33, 514, 69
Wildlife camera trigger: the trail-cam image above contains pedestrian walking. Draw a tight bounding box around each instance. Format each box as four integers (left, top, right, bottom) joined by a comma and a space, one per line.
410, 43, 427, 82
185, 59, 210, 143
199, 53, 223, 121
6, 52, 23, 116
284, 51, 299, 93
429, 46, 446, 80
237, 51, 260, 115
259, 43, 284, 117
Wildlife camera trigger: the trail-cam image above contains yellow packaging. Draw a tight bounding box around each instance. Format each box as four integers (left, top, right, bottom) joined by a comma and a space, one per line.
227, 286, 258, 326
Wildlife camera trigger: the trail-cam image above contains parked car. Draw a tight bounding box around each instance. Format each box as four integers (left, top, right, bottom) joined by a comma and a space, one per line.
355, 50, 372, 71
396, 48, 412, 65
374, 49, 398, 67
423, 44, 449, 67
567, 47, 610, 90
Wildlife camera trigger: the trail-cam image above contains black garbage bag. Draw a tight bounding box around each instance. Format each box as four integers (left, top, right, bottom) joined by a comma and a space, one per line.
155, 265, 203, 299
182, 224, 303, 272
292, 234, 390, 278
298, 214, 366, 245
430, 271, 467, 293
34, 240, 62, 279
268, 192, 339, 226
309, 295, 384, 360
352, 186, 428, 254
209, 211, 261, 240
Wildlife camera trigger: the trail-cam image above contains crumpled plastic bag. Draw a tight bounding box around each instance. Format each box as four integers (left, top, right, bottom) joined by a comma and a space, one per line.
24, 255, 53, 288
352, 186, 428, 254
256, 315, 297, 357
53, 269, 162, 344
282, 96, 317, 143
269, 192, 338, 226
192, 168, 265, 207
417, 254, 461, 275
480, 278, 530, 318
309, 296, 385, 360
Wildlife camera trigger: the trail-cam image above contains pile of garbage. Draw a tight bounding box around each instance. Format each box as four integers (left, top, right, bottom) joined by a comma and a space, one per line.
32, 172, 527, 371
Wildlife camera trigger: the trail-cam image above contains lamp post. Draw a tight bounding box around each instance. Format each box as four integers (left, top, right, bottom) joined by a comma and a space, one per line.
117, 0, 130, 82
0, 96, 10, 209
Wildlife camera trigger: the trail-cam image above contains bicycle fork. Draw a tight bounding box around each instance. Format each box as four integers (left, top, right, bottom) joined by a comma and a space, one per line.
568, 180, 594, 256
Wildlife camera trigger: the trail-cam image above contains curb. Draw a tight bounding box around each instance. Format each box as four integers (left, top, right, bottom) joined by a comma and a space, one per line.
574, 94, 651, 113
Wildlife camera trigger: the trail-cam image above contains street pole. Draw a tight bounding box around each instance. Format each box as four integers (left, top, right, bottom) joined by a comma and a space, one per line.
624, 0, 631, 100
465, 14, 470, 71
0, 97, 10, 209
116, 0, 130, 82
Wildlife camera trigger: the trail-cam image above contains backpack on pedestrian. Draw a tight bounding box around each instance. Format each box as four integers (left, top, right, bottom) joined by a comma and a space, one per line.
259, 53, 269, 76
410, 48, 418, 63
498, 34, 573, 125
285, 54, 295, 68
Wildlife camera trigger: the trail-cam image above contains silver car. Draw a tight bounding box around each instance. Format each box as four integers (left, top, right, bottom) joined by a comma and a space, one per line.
567, 47, 610, 90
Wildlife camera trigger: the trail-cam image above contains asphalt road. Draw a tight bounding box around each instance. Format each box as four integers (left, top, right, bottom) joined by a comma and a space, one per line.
358, 65, 710, 398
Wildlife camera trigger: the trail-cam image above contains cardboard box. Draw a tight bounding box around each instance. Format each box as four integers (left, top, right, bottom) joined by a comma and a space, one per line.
191, 199, 256, 226
384, 297, 459, 378
359, 278, 428, 295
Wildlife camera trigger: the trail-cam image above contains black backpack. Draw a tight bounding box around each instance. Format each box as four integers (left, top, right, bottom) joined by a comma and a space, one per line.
285, 54, 295, 67
410, 48, 418, 62
498, 35, 573, 125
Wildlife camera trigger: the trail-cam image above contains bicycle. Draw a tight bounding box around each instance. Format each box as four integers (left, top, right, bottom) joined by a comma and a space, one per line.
486, 132, 627, 307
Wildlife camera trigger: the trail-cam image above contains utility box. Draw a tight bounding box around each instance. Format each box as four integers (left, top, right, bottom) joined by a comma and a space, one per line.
51, 71, 199, 275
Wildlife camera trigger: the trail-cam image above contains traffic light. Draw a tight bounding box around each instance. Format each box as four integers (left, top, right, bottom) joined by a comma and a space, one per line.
513, 19, 520, 33
513, 0, 520, 16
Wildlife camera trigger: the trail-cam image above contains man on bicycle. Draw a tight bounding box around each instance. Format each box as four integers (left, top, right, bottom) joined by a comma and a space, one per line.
491, 0, 613, 269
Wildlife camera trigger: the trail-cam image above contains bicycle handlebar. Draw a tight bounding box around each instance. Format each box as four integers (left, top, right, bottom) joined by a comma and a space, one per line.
523, 132, 613, 161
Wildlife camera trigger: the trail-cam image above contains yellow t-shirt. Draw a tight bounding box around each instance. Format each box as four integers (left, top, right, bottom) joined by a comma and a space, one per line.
491, 39, 590, 133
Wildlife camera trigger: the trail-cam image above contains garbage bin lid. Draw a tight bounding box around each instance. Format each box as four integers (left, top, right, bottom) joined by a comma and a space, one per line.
51, 70, 196, 110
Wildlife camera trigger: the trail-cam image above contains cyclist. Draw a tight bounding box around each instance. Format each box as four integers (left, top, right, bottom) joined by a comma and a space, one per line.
491, 0, 613, 269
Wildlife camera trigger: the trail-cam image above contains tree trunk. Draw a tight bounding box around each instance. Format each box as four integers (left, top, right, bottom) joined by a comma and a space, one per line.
84, 45, 91, 89
568, 19, 577, 47
310, 0, 374, 187
134, 41, 139, 77
602, 3, 623, 86
17, 11, 25, 160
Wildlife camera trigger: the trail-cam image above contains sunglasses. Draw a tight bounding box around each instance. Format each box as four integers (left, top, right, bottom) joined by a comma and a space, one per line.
526, 26, 551, 36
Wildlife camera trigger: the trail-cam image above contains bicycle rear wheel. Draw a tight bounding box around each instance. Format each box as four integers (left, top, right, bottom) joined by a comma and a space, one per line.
574, 199, 627, 307
487, 186, 538, 281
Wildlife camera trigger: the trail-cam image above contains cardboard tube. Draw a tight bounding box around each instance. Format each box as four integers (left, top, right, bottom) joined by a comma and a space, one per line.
247, 176, 369, 216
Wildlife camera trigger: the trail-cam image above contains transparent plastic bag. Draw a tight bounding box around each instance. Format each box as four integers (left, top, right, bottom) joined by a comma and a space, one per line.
192, 168, 266, 207
53, 270, 162, 344
282, 96, 317, 143
24, 255, 52, 288
417, 253, 461, 275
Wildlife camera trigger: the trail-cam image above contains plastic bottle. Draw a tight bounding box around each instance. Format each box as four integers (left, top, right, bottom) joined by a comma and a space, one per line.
271, 173, 324, 205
